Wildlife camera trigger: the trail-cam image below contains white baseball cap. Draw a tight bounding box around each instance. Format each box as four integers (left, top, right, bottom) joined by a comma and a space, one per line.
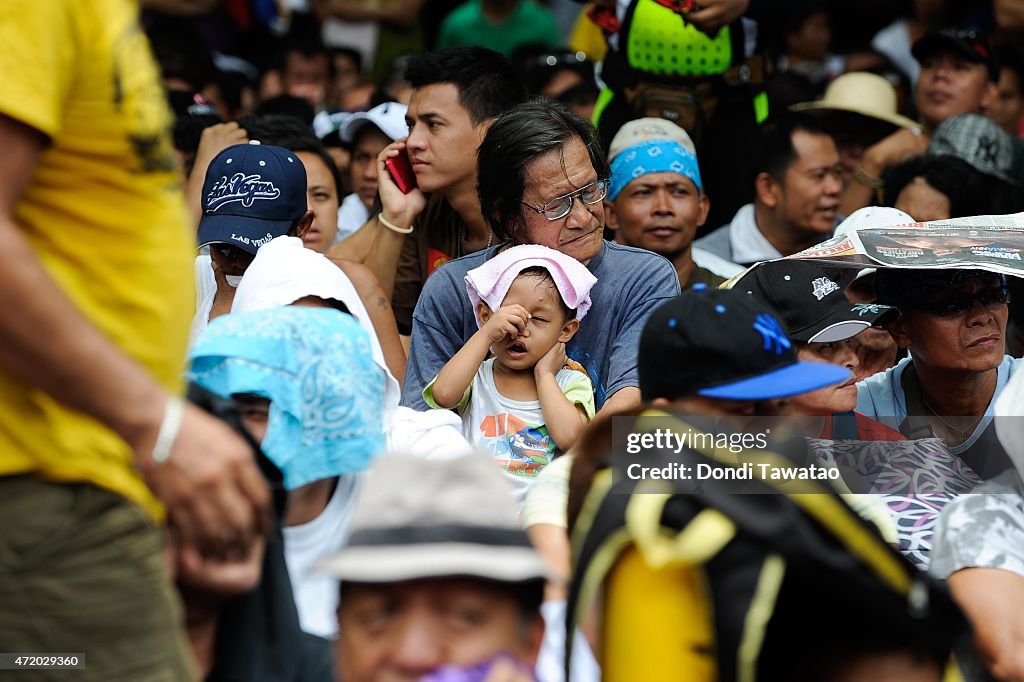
340, 101, 409, 144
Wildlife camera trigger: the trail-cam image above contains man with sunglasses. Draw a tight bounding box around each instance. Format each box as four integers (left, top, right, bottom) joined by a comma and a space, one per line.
401, 99, 680, 420
856, 268, 1021, 478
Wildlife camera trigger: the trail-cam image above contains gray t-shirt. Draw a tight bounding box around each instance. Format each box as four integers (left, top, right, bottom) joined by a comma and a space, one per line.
930, 473, 1024, 580
400, 240, 680, 410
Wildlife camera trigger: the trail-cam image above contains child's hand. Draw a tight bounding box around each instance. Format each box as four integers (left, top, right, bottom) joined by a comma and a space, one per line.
535, 341, 567, 377
483, 305, 531, 345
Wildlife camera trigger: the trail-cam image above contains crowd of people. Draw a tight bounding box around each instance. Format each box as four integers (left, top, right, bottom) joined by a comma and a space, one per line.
5, 0, 1024, 680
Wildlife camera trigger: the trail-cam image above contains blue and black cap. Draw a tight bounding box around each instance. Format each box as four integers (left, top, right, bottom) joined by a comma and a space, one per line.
638, 288, 853, 402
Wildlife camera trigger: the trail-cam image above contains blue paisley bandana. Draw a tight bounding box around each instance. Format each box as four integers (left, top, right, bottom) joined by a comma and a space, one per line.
609, 139, 702, 201
189, 307, 386, 490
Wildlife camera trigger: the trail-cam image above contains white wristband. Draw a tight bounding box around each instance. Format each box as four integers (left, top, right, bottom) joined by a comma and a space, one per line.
378, 214, 414, 234
151, 395, 185, 464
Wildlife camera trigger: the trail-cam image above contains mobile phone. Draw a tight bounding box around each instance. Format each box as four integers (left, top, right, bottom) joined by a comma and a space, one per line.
385, 150, 417, 194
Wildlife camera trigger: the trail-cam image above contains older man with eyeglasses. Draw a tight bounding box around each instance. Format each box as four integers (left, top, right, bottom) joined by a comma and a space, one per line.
401, 99, 681, 420
856, 268, 1022, 479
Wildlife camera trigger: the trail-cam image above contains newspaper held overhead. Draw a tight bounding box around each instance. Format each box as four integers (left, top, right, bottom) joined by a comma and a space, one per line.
787, 212, 1024, 277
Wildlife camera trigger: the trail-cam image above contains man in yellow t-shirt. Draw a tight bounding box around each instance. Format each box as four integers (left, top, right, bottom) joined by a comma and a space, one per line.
0, 2, 271, 677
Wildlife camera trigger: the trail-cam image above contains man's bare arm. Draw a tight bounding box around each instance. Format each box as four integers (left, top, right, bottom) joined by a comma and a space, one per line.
331, 257, 407, 384
948, 567, 1024, 681
327, 138, 426, 298
586, 387, 643, 434
0, 113, 269, 558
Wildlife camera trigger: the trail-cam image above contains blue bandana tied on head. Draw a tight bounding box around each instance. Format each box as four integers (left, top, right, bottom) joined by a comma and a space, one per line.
609, 139, 702, 201
188, 307, 386, 490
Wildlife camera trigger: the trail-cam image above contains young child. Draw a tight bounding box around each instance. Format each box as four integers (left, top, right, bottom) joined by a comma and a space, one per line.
425, 245, 598, 499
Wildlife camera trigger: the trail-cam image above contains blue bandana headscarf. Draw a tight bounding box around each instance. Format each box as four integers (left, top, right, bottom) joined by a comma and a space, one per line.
609, 139, 702, 201
188, 307, 386, 490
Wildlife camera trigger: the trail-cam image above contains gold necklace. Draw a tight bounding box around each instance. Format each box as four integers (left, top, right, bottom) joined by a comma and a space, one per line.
921, 397, 984, 443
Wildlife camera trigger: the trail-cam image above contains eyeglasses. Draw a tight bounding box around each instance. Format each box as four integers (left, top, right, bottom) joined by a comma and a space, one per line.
913, 285, 1011, 317
521, 179, 608, 221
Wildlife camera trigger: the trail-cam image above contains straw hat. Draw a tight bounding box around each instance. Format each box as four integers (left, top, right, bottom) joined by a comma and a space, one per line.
791, 72, 920, 131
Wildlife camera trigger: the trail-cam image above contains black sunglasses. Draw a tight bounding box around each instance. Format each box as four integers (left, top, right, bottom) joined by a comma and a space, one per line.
211, 244, 254, 262
913, 285, 1010, 317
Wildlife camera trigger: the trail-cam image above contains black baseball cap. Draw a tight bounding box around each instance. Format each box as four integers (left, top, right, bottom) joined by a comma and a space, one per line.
638, 289, 852, 402
912, 28, 999, 82
734, 260, 900, 343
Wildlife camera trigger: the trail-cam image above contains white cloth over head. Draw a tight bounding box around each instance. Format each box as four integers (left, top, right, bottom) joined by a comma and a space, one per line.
464, 244, 598, 328
231, 236, 400, 417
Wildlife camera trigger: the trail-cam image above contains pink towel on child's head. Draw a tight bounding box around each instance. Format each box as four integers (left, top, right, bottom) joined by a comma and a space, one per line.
465, 244, 598, 328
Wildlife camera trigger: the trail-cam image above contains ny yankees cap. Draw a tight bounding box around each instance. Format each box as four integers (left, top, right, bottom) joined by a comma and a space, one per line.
638, 289, 852, 402
734, 260, 899, 343
198, 142, 308, 255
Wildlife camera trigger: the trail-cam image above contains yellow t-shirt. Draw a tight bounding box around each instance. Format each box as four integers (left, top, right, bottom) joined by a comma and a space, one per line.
0, 1, 194, 519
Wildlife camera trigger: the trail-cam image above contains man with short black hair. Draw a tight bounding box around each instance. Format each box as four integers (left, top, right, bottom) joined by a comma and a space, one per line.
331, 46, 529, 335
859, 268, 1022, 478
841, 28, 1000, 216
604, 118, 737, 289
694, 113, 843, 268
278, 35, 333, 112
337, 101, 408, 241
985, 44, 1024, 135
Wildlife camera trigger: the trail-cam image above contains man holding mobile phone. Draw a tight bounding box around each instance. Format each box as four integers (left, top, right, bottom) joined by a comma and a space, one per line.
329, 47, 529, 336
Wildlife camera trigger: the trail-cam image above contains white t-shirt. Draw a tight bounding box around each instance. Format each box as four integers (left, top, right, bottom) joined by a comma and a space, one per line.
536, 599, 601, 682
336, 193, 369, 245
691, 246, 744, 279
283, 474, 361, 638
872, 20, 920, 86
425, 359, 595, 501
190, 254, 218, 347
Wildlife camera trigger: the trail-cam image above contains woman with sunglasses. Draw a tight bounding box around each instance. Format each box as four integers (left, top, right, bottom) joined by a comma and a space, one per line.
856, 268, 1021, 479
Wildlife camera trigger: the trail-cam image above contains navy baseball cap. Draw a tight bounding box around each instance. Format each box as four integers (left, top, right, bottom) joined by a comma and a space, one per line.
198, 142, 307, 255
638, 289, 852, 402
912, 28, 999, 82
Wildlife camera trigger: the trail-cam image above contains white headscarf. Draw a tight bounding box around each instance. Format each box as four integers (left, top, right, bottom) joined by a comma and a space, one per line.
232, 236, 400, 417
